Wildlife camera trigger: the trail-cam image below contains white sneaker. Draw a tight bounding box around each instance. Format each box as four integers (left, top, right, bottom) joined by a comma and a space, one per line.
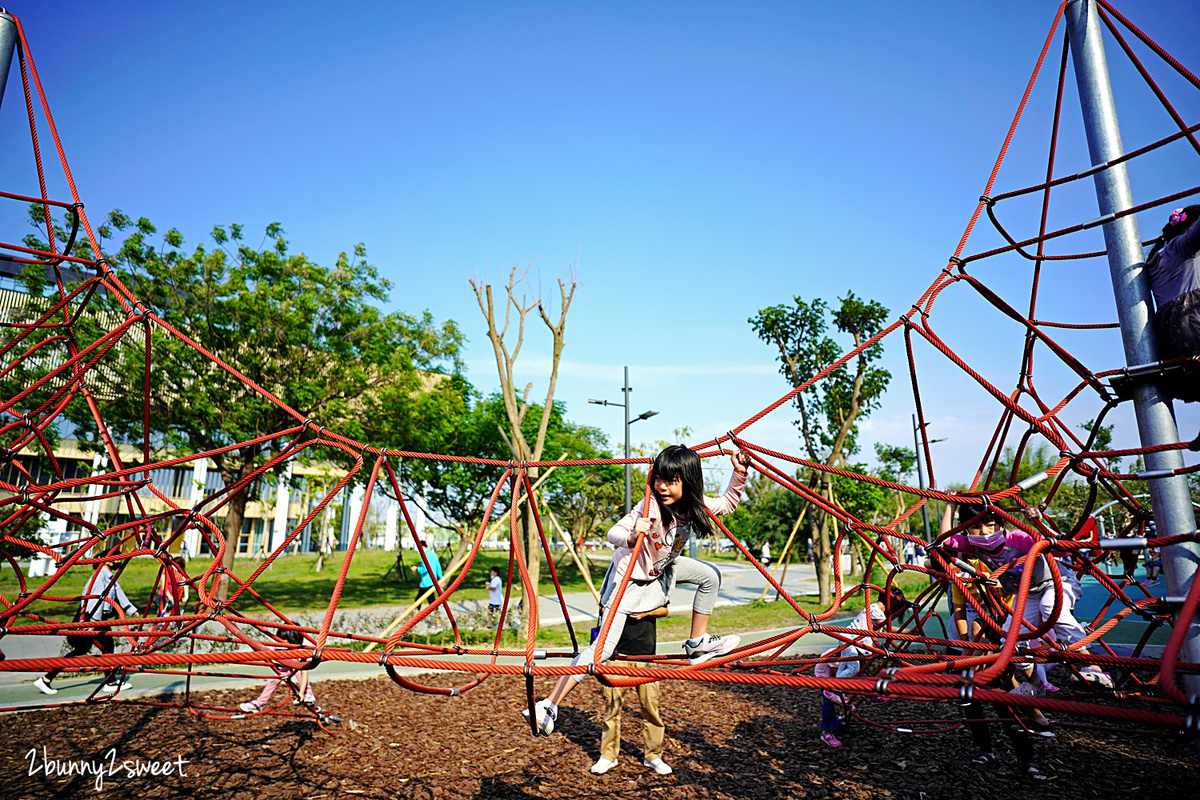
590, 757, 618, 774
34, 677, 57, 695
684, 632, 741, 665
239, 701, 263, 713
644, 758, 673, 774
1079, 666, 1114, 690
101, 680, 131, 694
520, 699, 556, 736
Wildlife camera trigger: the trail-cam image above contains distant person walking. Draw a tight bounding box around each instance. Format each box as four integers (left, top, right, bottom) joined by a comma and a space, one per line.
35, 557, 138, 696
410, 540, 443, 609
487, 567, 504, 625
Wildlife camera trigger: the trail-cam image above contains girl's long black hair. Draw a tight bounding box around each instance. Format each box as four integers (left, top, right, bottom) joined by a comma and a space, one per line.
1146, 204, 1200, 264
650, 445, 713, 538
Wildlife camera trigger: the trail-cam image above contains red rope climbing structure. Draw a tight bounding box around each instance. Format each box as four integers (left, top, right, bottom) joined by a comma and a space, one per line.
1, 2, 1198, 740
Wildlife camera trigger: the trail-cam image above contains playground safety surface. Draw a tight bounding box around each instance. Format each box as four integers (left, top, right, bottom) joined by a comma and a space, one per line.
1, 673, 1197, 799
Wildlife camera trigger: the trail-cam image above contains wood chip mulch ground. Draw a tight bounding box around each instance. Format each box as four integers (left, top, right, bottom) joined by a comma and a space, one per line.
1, 674, 1197, 799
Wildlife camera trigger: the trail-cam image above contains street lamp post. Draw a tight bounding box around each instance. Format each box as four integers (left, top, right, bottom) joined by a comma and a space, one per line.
912, 414, 947, 544
590, 366, 658, 514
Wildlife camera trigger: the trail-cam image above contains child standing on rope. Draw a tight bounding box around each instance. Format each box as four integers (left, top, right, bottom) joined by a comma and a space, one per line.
523, 445, 749, 736
1146, 205, 1200, 391
812, 586, 912, 747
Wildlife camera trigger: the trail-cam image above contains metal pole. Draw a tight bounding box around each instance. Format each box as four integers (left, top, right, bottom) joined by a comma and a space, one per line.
0, 10, 17, 110
913, 414, 932, 543
623, 366, 631, 515
1066, 0, 1200, 691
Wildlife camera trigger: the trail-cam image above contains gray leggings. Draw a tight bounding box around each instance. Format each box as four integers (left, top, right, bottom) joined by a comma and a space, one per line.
569, 557, 722, 683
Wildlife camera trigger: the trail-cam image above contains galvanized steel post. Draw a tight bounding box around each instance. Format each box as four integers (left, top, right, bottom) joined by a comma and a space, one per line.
0, 10, 17, 110
1065, 0, 1200, 694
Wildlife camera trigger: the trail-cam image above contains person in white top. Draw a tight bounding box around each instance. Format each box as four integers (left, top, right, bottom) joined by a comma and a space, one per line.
34, 557, 139, 696
486, 566, 504, 627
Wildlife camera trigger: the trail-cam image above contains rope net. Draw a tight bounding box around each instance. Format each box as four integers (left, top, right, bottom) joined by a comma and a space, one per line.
1, 1, 1199, 737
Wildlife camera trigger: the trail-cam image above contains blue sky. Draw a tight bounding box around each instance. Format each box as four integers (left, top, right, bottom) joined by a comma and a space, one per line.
1, 1, 1197, 489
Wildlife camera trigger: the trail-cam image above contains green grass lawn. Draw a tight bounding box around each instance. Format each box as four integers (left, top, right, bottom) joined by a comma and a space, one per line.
0, 546, 614, 621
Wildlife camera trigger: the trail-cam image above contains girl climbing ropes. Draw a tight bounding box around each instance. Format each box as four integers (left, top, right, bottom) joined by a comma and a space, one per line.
522, 445, 749, 736
1145, 205, 1200, 399
937, 496, 1113, 690
812, 586, 913, 747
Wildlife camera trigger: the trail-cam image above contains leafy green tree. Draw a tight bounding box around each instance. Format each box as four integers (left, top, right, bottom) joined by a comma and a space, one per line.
750, 291, 890, 604
988, 442, 1058, 509
403, 392, 621, 574
873, 442, 923, 541
723, 470, 807, 559
23, 210, 463, 599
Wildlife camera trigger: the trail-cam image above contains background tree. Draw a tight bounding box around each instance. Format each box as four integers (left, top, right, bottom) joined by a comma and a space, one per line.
723, 470, 807, 561
750, 291, 890, 604
469, 268, 575, 622
873, 442, 921, 549
38, 211, 463, 600
988, 441, 1057, 509
832, 463, 890, 581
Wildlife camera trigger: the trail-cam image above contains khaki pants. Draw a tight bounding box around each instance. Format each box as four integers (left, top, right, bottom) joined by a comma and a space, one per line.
600, 663, 664, 762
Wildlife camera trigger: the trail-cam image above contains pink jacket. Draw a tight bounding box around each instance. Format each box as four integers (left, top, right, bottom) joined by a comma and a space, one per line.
606, 471, 747, 582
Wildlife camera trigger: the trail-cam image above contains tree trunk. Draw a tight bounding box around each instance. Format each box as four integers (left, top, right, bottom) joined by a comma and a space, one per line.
217, 486, 248, 602
313, 499, 337, 572
815, 511, 832, 606
522, 502, 540, 636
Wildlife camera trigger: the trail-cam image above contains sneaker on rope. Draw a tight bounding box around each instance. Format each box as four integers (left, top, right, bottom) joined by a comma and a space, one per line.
33, 677, 57, 695
239, 700, 263, 713
1035, 681, 1060, 696
521, 698, 557, 736
684, 632, 741, 665
1079, 666, 1114, 690
1025, 717, 1056, 738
